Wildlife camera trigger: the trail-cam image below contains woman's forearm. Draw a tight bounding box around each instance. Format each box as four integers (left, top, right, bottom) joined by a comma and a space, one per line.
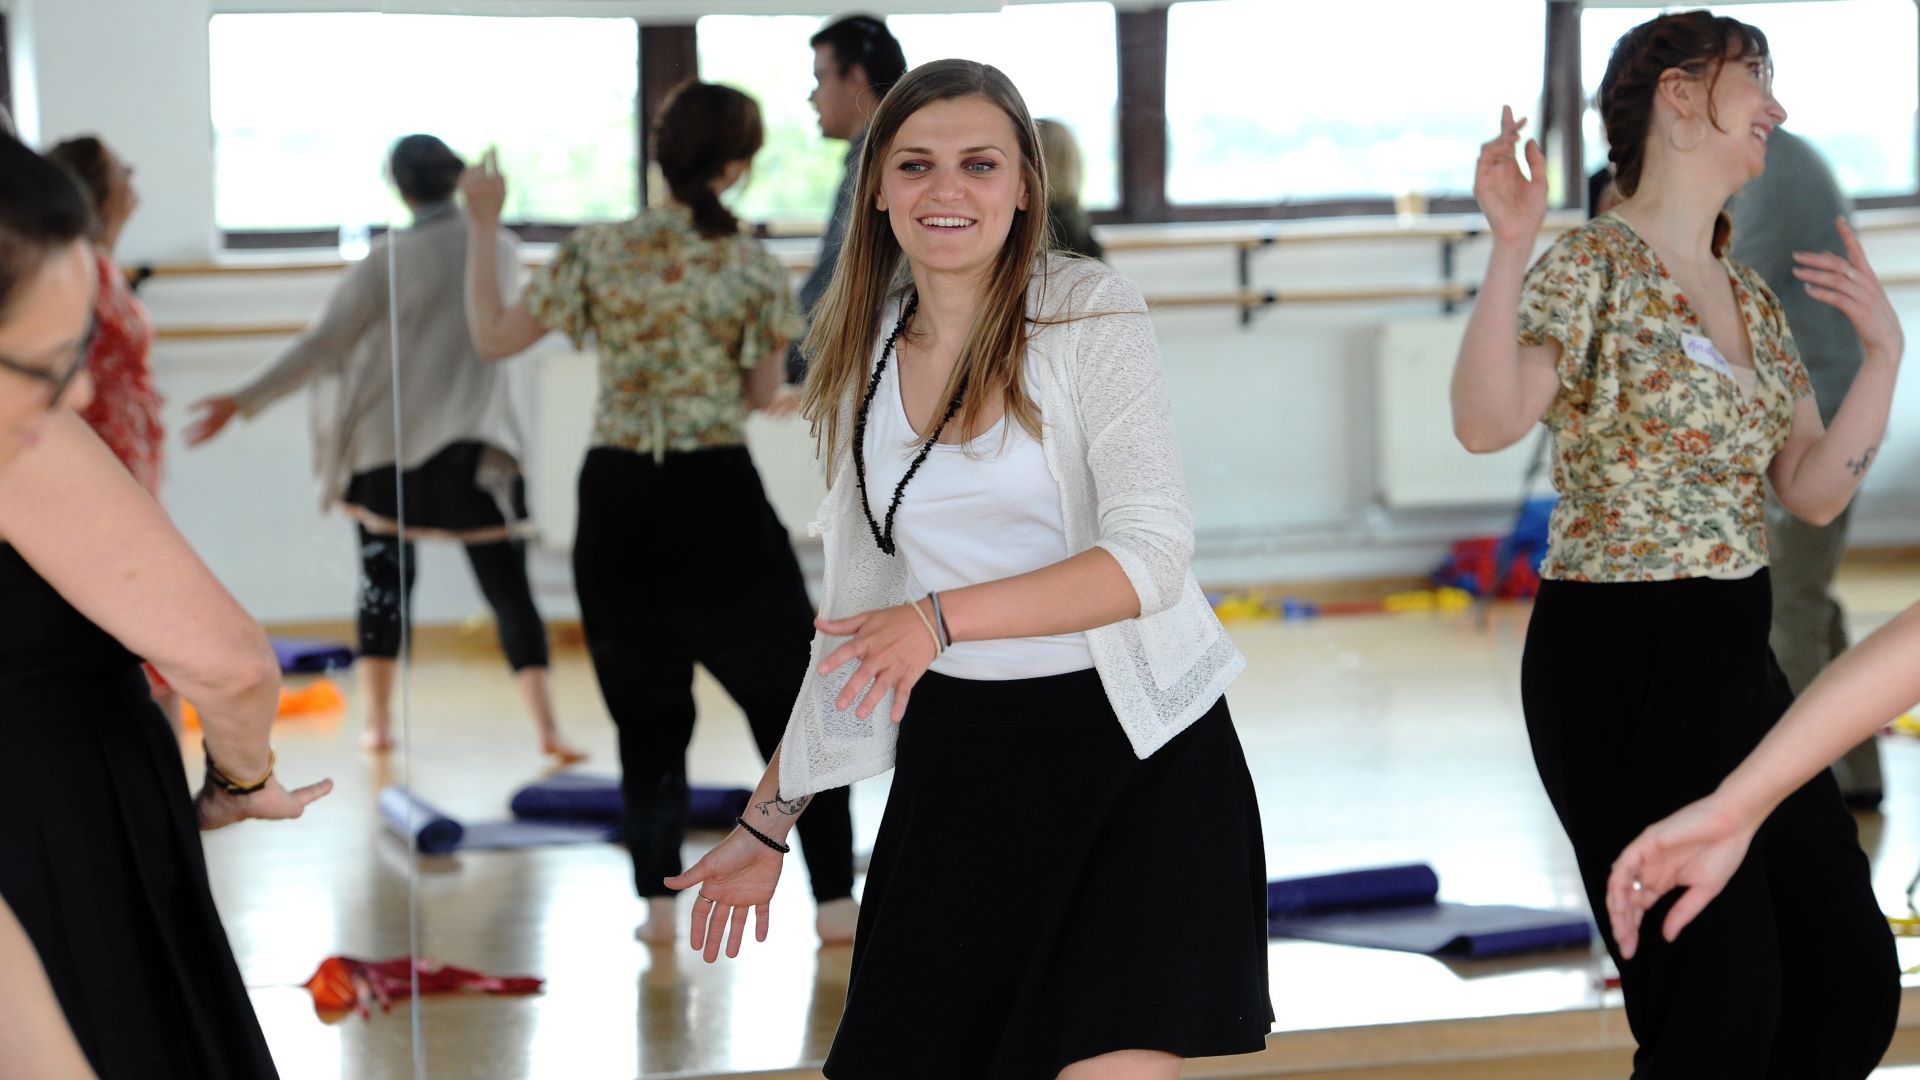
1451, 240, 1541, 453
463, 222, 512, 360
936, 547, 1138, 646
1779, 356, 1898, 523
1717, 601, 1920, 823
742, 743, 810, 844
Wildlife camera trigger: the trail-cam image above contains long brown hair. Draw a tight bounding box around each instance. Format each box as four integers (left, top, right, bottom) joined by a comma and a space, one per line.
653, 81, 764, 239
800, 59, 1052, 472
1597, 10, 1769, 257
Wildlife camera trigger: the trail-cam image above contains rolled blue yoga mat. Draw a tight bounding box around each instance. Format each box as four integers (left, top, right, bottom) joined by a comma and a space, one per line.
1267, 863, 1439, 916
508, 775, 753, 830
378, 786, 464, 856
1267, 863, 1592, 958
379, 785, 617, 853
270, 637, 355, 674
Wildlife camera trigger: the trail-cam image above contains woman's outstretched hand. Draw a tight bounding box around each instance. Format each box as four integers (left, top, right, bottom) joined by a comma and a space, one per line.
184, 396, 239, 447
196, 774, 333, 831
815, 601, 941, 725
665, 830, 786, 962
1476, 106, 1549, 246
1793, 218, 1904, 367
1605, 793, 1757, 960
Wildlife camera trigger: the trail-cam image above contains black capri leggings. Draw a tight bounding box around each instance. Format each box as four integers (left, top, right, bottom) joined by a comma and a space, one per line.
571, 445, 854, 903
1522, 570, 1898, 1079
356, 525, 551, 671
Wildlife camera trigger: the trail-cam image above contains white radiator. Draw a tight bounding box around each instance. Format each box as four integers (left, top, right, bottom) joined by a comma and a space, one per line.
1375, 316, 1541, 508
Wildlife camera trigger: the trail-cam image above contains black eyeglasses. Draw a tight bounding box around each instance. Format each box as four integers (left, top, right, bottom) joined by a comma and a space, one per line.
0, 319, 94, 409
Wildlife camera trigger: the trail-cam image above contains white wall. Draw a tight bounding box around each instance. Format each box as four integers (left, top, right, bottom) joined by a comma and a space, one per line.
9, 0, 219, 259
18, 0, 1920, 629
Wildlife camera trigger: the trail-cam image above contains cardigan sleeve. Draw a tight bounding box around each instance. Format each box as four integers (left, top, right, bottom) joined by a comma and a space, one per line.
233, 249, 384, 417
1070, 272, 1195, 619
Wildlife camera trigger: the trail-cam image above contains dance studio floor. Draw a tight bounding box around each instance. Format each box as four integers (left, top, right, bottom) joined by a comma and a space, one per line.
198, 556, 1920, 1079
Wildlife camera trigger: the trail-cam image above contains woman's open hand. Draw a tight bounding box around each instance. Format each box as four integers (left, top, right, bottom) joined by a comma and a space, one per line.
1794, 218, 1904, 367
1475, 106, 1549, 246
815, 601, 940, 725
664, 829, 786, 962
1605, 793, 1757, 960
458, 150, 507, 225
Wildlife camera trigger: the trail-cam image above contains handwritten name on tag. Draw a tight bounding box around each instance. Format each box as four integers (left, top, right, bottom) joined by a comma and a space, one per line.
1681, 332, 1734, 378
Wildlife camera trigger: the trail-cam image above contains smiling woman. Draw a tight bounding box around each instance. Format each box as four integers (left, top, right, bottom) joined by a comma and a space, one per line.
667, 60, 1272, 1080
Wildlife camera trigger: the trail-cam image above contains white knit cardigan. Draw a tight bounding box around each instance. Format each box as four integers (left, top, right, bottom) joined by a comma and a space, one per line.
778, 255, 1246, 798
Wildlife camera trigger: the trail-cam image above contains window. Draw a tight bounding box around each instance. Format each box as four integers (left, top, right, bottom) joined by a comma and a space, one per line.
1164, 0, 1545, 206
1580, 1, 1918, 199
697, 3, 1119, 227
209, 13, 638, 236
697, 15, 853, 231
889, 3, 1119, 211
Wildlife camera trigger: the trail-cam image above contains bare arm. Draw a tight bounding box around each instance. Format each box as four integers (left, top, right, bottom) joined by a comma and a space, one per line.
1765, 220, 1903, 526
1607, 599, 1920, 955
459, 163, 546, 361
0, 413, 277, 778
743, 344, 790, 411
0, 899, 93, 1079
1451, 107, 1563, 453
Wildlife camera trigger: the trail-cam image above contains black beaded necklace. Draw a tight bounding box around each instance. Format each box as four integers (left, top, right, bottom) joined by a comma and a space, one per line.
852, 292, 967, 557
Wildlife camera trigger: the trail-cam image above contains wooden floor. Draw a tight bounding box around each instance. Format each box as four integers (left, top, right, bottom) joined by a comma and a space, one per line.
196, 557, 1920, 1079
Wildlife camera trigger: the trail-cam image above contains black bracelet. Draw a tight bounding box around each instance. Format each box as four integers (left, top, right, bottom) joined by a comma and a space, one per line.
735, 816, 791, 854
929, 590, 953, 648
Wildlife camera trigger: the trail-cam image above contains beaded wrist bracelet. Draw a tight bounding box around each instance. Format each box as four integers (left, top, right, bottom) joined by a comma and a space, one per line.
203, 743, 275, 796
735, 816, 791, 854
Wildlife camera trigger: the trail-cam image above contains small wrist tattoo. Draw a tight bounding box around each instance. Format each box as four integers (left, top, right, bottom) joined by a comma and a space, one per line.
755, 793, 811, 819
1848, 446, 1878, 478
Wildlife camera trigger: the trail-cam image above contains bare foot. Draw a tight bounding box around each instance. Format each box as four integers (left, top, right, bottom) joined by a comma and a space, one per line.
816, 897, 858, 945
542, 736, 587, 766
635, 896, 678, 944
361, 728, 395, 753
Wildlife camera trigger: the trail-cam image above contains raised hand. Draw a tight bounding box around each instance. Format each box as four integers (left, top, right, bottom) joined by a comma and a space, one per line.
458, 150, 507, 225
815, 601, 941, 725
184, 395, 240, 447
1475, 106, 1549, 246
1605, 794, 1756, 960
664, 830, 786, 962
1793, 218, 1905, 367
196, 774, 334, 831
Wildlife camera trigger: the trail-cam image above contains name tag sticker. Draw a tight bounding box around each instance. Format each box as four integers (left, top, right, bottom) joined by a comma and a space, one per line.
1681, 333, 1734, 377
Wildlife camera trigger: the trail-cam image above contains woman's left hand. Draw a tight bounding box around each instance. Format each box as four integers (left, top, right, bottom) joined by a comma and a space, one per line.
1793, 218, 1904, 366
815, 602, 940, 724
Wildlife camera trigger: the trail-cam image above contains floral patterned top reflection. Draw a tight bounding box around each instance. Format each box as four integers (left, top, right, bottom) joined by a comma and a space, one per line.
1516, 212, 1812, 582
524, 206, 805, 464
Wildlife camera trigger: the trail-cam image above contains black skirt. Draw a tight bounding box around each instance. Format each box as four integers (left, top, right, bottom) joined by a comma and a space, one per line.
343, 439, 529, 534
824, 669, 1273, 1079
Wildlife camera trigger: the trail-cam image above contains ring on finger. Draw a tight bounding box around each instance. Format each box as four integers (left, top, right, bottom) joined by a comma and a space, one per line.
697, 894, 719, 906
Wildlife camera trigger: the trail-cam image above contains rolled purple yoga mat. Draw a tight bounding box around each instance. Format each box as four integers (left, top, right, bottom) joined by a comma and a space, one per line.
507, 775, 753, 830
1266, 863, 1440, 916
270, 637, 355, 674
378, 786, 464, 856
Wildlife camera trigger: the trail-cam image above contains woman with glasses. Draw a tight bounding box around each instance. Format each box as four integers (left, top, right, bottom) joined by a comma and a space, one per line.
0, 131, 332, 1078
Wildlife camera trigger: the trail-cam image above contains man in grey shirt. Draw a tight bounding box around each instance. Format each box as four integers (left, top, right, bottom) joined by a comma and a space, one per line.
787, 14, 907, 382
1731, 127, 1880, 804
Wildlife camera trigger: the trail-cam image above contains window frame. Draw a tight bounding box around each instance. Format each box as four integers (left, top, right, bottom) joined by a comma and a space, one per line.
217, 1, 1920, 248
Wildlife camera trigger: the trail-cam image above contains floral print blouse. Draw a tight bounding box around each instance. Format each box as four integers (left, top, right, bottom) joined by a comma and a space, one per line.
524, 206, 804, 461
1516, 212, 1812, 582
80, 250, 163, 494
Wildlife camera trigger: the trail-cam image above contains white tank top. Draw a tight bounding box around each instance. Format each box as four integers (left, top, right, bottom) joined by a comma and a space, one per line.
859, 353, 1095, 680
